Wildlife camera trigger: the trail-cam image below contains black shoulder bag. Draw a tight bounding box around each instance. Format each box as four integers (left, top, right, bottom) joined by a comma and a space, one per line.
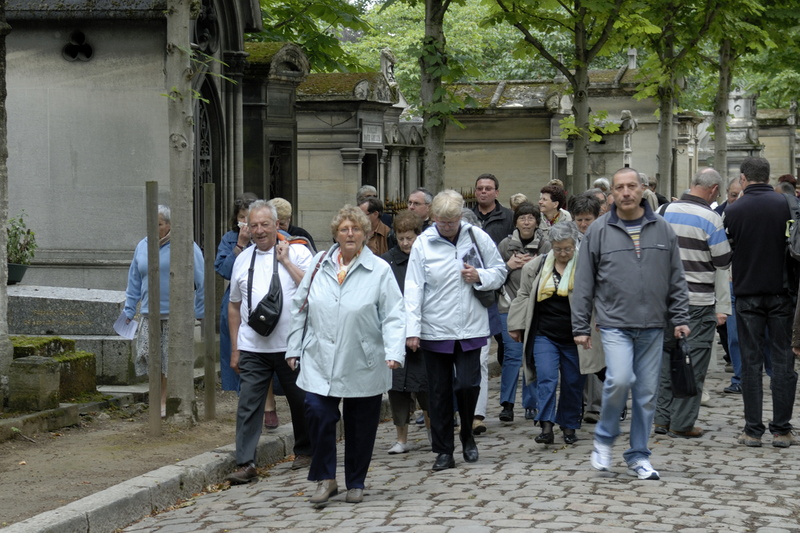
670, 334, 697, 398
246, 248, 282, 337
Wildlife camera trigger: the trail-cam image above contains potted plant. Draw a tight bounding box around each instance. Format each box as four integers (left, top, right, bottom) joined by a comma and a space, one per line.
7, 212, 37, 285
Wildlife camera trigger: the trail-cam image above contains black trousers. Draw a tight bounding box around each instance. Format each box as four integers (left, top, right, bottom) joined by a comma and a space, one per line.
423, 344, 481, 455
235, 350, 311, 465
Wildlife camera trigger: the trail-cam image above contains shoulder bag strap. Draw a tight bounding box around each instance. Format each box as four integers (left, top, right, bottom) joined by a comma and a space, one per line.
246, 248, 257, 315
467, 226, 485, 267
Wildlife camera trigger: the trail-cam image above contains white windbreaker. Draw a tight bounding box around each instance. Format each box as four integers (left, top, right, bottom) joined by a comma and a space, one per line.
405, 221, 506, 341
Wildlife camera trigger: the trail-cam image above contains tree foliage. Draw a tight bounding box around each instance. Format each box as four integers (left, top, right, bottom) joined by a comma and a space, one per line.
247, 0, 371, 72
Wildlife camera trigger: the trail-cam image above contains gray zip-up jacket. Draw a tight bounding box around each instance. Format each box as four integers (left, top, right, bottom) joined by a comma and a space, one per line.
571, 200, 690, 337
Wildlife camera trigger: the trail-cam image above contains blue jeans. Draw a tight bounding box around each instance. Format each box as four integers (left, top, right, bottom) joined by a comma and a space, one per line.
533, 336, 585, 429
735, 294, 797, 437
726, 283, 741, 385
499, 313, 537, 410
596, 327, 664, 465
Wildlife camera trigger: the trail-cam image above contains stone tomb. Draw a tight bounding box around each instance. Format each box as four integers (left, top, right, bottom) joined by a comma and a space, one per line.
8, 286, 139, 385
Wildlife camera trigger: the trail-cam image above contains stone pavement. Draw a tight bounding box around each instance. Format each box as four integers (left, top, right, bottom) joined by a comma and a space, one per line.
120, 359, 800, 533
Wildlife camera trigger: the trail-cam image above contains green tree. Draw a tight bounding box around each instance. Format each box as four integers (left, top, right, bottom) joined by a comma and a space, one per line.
486, 0, 631, 191
248, 0, 371, 72
629, 0, 720, 186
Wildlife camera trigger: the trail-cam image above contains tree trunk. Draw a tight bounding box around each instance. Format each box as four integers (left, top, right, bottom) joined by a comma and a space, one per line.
656, 82, 675, 197
166, 0, 197, 425
0, 4, 14, 385
420, 0, 447, 193
572, 65, 591, 192
714, 38, 732, 178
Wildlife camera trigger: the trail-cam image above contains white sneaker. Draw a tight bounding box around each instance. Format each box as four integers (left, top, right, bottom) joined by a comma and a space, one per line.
590, 440, 613, 471
627, 459, 660, 480
388, 441, 410, 454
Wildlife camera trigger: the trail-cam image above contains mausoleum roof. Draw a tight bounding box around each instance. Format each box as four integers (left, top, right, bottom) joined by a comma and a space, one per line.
7, 0, 166, 19
298, 72, 398, 104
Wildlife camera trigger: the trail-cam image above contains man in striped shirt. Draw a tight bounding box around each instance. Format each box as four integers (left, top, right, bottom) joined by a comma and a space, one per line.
654, 168, 732, 438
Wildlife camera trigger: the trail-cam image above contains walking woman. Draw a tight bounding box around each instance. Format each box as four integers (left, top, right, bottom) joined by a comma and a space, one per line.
286, 205, 405, 507
508, 221, 585, 445
405, 190, 506, 471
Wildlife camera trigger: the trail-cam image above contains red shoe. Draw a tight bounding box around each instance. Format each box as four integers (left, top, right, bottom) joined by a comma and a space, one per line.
264, 410, 279, 429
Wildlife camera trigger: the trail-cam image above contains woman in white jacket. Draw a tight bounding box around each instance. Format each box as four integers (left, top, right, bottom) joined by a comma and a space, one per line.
405, 190, 506, 472
286, 205, 405, 508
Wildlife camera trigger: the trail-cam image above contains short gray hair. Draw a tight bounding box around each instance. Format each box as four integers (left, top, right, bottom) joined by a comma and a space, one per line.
431, 189, 464, 220
410, 187, 433, 205
548, 221, 580, 245
460, 208, 479, 225
727, 176, 739, 190
592, 177, 610, 192
157, 204, 170, 223
357, 185, 378, 204
693, 168, 723, 190
247, 199, 278, 222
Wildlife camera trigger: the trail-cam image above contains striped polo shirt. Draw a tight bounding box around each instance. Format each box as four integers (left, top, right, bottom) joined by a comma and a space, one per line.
661, 193, 732, 306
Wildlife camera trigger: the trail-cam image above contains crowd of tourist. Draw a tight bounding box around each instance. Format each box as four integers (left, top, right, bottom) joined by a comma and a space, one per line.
127, 155, 799, 506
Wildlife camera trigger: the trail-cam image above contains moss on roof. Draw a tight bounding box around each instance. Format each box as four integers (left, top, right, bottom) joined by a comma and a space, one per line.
758, 108, 791, 120
298, 72, 384, 97
245, 42, 289, 64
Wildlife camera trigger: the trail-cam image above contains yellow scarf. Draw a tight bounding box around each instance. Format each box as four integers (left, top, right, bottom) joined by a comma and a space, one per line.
536, 250, 576, 302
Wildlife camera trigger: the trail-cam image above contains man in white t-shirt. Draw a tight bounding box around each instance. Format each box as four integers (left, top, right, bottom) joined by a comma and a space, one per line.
225, 200, 314, 484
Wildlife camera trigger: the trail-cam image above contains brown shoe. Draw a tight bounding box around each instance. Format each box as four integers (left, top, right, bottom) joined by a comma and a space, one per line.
264, 410, 279, 429
773, 432, 796, 448
291, 454, 312, 470
345, 488, 363, 503
737, 432, 762, 447
226, 463, 258, 485
668, 426, 704, 439
309, 479, 338, 507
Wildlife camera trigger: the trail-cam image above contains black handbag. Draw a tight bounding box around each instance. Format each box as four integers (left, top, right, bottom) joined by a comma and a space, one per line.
246, 247, 282, 337
670, 335, 698, 398
467, 227, 498, 308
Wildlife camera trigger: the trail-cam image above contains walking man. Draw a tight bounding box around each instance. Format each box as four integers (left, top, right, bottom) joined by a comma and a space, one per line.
572, 167, 690, 480
723, 156, 798, 448
225, 200, 314, 484
655, 168, 732, 438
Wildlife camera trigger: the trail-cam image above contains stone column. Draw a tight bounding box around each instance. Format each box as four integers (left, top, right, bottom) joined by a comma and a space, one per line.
224, 51, 248, 204
406, 149, 420, 193
341, 148, 365, 198
386, 147, 402, 203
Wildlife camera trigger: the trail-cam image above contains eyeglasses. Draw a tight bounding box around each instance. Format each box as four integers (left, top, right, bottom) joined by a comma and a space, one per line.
552, 246, 575, 254
338, 226, 364, 235
436, 220, 460, 228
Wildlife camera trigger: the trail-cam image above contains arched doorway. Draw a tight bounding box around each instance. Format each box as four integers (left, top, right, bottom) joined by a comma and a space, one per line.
193, 80, 224, 252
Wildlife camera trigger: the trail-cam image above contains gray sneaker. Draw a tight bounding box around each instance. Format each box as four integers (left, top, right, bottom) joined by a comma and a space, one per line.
772, 432, 796, 448
737, 432, 762, 447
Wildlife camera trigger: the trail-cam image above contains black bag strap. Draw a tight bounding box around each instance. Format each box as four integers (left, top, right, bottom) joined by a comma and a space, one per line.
467, 226, 485, 268
247, 247, 279, 315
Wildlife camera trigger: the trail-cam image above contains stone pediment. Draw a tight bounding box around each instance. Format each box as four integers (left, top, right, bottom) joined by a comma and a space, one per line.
245, 42, 310, 84
298, 72, 399, 104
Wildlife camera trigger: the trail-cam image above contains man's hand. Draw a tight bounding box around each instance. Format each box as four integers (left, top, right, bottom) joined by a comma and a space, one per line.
461, 263, 480, 285
715, 313, 727, 327
231, 349, 240, 374
674, 325, 691, 339
387, 360, 401, 369
287, 357, 299, 371
275, 241, 290, 264
406, 336, 420, 352
574, 335, 592, 350
509, 330, 523, 343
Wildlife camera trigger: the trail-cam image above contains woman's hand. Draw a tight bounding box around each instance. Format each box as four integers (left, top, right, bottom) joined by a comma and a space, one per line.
461, 264, 480, 284
507, 252, 532, 271
387, 360, 401, 369
287, 357, 299, 371
237, 223, 251, 246
406, 336, 420, 352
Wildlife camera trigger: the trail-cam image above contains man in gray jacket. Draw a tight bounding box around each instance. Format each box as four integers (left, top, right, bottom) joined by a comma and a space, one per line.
572, 167, 690, 481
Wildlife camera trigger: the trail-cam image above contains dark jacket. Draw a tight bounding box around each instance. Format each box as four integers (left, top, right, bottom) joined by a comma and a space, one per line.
571, 200, 690, 336
381, 246, 427, 393
473, 200, 513, 245
287, 224, 316, 252
723, 183, 792, 297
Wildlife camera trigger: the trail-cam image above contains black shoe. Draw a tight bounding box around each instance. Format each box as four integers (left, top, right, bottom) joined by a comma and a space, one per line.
620, 407, 627, 421
562, 428, 578, 445
525, 408, 537, 421
535, 422, 554, 444
462, 436, 479, 463
724, 383, 742, 394
432, 453, 455, 471
499, 404, 514, 422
